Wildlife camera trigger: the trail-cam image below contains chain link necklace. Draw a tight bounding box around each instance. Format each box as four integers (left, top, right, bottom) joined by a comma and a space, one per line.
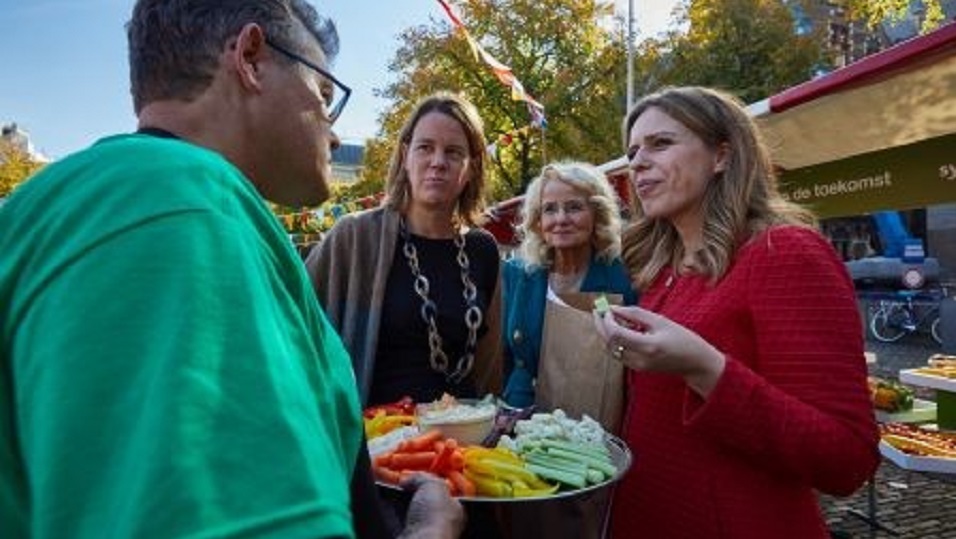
399, 217, 483, 384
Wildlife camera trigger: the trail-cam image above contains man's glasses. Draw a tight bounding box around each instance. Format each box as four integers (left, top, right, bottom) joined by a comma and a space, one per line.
265, 38, 351, 124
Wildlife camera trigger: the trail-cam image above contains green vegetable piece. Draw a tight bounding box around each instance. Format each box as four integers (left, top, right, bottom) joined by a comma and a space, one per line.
593, 294, 611, 316
525, 463, 587, 489
545, 447, 617, 477
586, 469, 606, 485
540, 438, 611, 462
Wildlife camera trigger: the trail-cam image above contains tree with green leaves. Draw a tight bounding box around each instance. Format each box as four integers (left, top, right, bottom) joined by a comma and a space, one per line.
362, 0, 627, 201
844, 0, 947, 32
0, 139, 45, 197
632, 0, 826, 105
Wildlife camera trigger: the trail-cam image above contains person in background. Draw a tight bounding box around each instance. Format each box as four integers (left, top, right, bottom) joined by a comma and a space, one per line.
500, 161, 636, 539
594, 86, 879, 539
0, 1, 462, 538
502, 161, 636, 409
306, 92, 502, 537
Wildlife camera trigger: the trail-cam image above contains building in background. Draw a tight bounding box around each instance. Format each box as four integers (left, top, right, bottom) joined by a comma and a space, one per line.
330, 142, 364, 184
1, 123, 49, 163
788, 0, 956, 69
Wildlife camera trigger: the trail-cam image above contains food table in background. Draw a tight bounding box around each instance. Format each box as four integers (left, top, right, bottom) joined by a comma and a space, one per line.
899, 368, 955, 430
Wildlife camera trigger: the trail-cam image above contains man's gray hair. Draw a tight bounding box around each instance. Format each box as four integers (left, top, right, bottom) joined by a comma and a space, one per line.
127, 0, 338, 113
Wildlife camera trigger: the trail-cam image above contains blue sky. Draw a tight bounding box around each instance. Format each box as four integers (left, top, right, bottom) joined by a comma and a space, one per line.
0, 0, 677, 160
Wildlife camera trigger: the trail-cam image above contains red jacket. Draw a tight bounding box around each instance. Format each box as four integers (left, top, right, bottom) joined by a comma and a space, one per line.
611, 226, 880, 539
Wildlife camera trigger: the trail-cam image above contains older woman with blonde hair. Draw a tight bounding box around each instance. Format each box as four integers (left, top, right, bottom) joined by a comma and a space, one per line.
501, 161, 636, 539
502, 160, 636, 412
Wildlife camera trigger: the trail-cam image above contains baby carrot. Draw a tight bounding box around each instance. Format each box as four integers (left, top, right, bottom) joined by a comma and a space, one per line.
373, 451, 394, 468
449, 449, 466, 471
373, 464, 401, 485
429, 438, 458, 475
390, 451, 438, 471
447, 470, 477, 497
398, 429, 443, 453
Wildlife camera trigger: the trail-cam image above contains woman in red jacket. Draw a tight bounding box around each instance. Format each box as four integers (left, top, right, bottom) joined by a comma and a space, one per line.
594, 86, 880, 538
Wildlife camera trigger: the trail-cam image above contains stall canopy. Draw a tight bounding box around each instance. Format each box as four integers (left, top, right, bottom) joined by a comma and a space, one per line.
748, 21, 956, 218
484, 22, 956, 244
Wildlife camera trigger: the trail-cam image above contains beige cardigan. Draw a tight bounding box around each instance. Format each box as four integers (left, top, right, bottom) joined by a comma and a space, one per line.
305, 206, 503, 405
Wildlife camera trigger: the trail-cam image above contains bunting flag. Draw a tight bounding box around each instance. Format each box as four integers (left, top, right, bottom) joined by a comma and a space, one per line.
274, 192, 385, 236
436, 0, 547, 127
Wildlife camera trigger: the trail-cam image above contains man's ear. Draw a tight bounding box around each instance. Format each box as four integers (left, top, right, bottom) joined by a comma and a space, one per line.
232, 23, 268, 92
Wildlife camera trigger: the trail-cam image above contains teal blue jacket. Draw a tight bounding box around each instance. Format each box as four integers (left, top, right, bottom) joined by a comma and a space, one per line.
501, 256, 637, 408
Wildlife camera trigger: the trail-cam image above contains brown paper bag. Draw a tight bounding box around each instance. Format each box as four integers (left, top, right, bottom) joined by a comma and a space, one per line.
504, 293, 625, 539
536, 291, 626, 434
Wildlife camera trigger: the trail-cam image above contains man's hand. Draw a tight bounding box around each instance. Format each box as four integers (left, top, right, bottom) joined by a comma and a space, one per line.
397, 473, 465, 539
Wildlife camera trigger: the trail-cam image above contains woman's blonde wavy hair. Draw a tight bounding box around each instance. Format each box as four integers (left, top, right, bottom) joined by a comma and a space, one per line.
517, 161, 624, 270
621, 86, 816, 290
383, 92, 487, 226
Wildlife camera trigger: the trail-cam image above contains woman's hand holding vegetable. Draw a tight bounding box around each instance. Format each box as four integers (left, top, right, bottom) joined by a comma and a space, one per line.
594, 305, 726, 397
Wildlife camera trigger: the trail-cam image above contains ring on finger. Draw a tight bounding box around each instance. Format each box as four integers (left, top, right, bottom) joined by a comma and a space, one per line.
611, 344, 625, 361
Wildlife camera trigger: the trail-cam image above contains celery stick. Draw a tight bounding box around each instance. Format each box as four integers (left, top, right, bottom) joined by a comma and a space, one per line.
586, 469, 606, 485
541, 438, 611, 462
525, 452, 589, 475
545, 447, 617, 477
525, 463, 587, 489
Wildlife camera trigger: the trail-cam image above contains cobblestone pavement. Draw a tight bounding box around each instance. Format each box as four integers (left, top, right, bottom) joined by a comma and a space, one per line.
820, 334, 955, 539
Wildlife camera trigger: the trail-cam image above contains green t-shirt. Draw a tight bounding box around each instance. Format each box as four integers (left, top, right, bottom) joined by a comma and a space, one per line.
0, 134, 361, 538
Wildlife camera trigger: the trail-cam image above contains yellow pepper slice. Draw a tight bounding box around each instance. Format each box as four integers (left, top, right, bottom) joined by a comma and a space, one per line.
512, 480, 559, 498
464, 470, 513, 498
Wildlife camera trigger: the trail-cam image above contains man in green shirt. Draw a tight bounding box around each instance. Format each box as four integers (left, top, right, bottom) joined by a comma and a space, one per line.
0, 1, 462, 538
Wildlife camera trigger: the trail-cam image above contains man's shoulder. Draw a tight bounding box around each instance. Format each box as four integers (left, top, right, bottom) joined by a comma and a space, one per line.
29, 134, 246, 200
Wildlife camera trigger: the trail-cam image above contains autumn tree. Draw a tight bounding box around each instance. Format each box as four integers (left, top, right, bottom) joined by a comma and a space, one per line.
843, 0, 947, 32
631, 0, 826, 105
361, 0, 627, 201
0, 139, 45, 197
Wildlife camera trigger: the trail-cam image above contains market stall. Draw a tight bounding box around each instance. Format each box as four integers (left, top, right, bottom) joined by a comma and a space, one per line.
746, 21, 956, 218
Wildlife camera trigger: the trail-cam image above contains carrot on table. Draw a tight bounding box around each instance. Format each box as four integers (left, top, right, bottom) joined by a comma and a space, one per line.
390, 451, 438, 471
447, 470, 477, 497
429, 438, 458, 475
449, 449, 465, 471
398, 429, 443, 453
373, 451, 394, 468
373, 464, 401, 485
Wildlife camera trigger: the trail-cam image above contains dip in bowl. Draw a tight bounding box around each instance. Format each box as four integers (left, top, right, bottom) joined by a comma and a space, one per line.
416, 395, 497, 446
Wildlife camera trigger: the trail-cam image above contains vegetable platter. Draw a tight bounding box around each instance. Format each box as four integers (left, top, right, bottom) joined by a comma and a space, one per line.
365, 397, 633, 502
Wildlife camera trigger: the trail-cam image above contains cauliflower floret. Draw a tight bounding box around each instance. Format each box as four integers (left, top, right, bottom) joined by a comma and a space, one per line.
510, 409, 608, 448
496, 434, 518, 453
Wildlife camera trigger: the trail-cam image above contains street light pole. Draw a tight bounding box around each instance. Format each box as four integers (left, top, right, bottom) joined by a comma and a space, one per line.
626, 0, 635, 110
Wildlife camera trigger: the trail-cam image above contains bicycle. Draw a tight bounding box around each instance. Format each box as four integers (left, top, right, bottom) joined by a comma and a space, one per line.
869, 290, 942, 345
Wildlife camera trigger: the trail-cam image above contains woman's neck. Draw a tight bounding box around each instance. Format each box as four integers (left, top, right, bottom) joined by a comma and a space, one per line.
552, 245, 591, 276
404, 205, 457, 239
672, 212, 703, 252
672, 221, 703, 271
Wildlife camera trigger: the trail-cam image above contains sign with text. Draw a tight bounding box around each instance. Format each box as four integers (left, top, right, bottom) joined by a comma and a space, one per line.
778, 132, 956, 219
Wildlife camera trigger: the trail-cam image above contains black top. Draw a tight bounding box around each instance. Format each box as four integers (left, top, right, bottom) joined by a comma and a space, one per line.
369, 229, 499, 405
